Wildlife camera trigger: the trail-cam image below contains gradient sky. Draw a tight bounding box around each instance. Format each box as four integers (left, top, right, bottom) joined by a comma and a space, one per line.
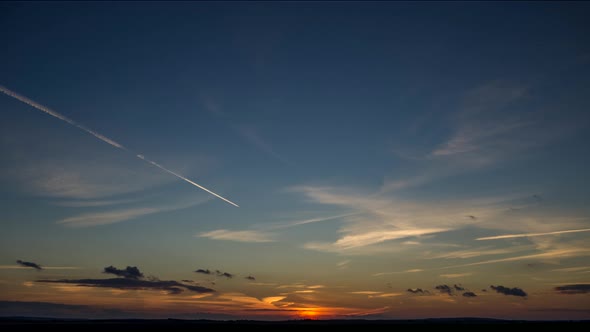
1, 2, 590, 320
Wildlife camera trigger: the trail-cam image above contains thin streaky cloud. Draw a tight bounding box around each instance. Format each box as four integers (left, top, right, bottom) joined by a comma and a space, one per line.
439, 273, 473, 278
370, 293, 403, 298
264, 213, 354, 230
333, 228, 449, 249
57, 197, 210, 227
337, 260, 351, 268
57, 207, 160, 227
373, 269, 423, 277
1, 85, 238, 208
441, 248, 590, 269
0, 265, 80, 270
237, 125, 288, 164
427, 246, 531, 259
349, 291, 382, 295
432, 121, 529, 157
198, 229, 275, 243
54, 198, 138, 208
476, 228, 590, 241
551, 266, 590, 272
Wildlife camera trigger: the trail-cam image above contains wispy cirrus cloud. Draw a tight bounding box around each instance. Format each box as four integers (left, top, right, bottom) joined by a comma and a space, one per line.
20, 161, 170, 200
431, 119, 532, 158
442, 248, 590, 269
236, 125, 288, 164
349, 291, 403, 298
57, 196, 210, 227
552, 266, 590, 273
261, 213, 353, 230
373, 269, 423, 277
196, 213, 349, 244
54, 198, 138, 207
307, 228, 449, 253
387, 81, 577, 193
476, 228, 590, 241
57, 207, 160, 227
199, 94, 287, 165
197, 229, 275, 243
427, 246, 531, 259
290, 182, 589, 258
430, 81, 539, 161
290, 185, 510, 254
439, 273, 473, 278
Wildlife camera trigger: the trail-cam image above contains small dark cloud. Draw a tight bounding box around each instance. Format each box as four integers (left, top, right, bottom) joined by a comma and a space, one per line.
181, 279, 194, 283
104, 266, 143, 279
532, 194, 543, 202
490, 285, 527, 297
406, 288, 429, 294
481, 289, 487, 292
466, 215, 477, 220
435, 284, 453, 295
462, 291, 477, 297
195, 269, 212, 275
37, 278, 214, 294
245, 275, 256, 281
195, 268, 233, 279
167, 287, 184, 295
16, 260, 42, 270
216, 271, 233, 279
453, 284, 465, 291
554, 284, 590, 295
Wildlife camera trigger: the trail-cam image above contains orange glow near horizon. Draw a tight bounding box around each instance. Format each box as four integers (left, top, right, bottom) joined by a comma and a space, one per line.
298, 310, 319, 320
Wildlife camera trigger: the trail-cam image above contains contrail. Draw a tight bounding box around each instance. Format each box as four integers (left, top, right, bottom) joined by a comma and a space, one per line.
0, 86, 126, 149
1, 85, 239, 207
137, 155, 239, 207
476, 228, 590, 241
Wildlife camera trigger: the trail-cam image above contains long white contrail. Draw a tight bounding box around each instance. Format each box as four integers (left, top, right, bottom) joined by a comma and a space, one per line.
136, 155, 238, 207
1, 85, 239, 207
476, 228, 590, 241
0, 85, 126, 149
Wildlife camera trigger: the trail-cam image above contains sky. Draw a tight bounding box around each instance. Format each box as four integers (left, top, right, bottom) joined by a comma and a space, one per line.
1, 1, 590, 321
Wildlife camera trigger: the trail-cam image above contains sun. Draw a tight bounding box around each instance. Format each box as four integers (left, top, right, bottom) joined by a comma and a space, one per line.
299, 310, 319, 320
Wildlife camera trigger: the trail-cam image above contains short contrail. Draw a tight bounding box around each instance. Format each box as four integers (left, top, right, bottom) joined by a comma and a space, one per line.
1, 85, 239, 207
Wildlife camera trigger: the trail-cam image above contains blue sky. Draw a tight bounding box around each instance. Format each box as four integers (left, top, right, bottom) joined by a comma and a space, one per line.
1, 2, 590, 320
